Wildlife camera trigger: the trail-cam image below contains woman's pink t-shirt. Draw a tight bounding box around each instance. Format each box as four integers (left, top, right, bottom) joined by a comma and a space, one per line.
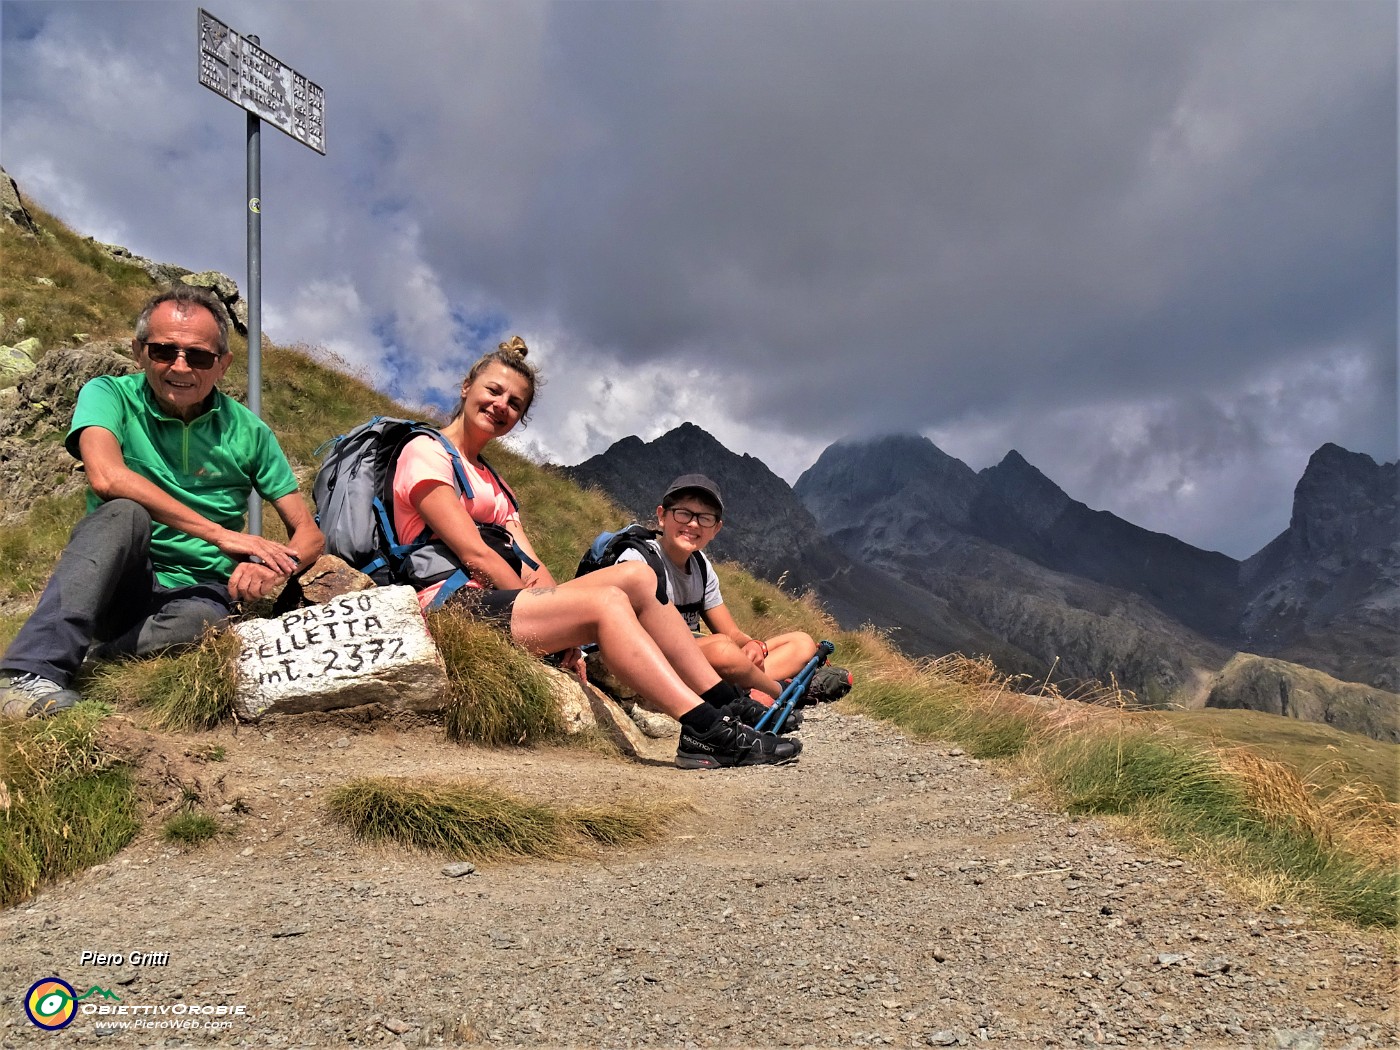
391, 434, 521, 608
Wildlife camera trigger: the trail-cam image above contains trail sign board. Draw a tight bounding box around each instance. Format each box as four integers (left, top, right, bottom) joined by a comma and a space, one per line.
198, 8, 325, 154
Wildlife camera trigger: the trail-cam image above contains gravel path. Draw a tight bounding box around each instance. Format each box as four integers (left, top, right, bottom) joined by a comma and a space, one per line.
2, 707, 1395, 1048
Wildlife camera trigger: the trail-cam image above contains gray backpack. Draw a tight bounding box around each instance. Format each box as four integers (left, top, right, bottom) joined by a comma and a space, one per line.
312, 417, 534, 607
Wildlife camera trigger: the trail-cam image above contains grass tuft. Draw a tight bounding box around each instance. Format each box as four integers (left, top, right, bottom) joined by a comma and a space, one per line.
325, 776, 666, 861
161, 810, 224, 848
83, 629, 240, 731
428, 608, 565, 747
856, 654, 1040, 759
0, 703, 140, 908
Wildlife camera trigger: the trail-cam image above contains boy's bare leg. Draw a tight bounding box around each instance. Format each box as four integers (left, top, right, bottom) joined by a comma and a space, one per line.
699, 631, 821, 704
763, 632, 820, 682
698, 634, 785, 701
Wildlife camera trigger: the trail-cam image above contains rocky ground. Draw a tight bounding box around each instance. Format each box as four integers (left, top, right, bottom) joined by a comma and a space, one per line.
1, 706, 1395, 1048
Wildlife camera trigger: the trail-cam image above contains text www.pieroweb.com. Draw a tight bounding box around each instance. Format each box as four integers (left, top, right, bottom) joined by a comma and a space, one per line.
93, 1018, 235, 1032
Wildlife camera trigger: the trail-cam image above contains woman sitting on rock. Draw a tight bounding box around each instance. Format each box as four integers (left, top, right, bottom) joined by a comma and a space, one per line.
392, 338, 800, 770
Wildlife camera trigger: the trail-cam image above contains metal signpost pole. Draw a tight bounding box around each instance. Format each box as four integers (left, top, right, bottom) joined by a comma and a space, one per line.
245, 36, 262, 533
197, 9, 325, 535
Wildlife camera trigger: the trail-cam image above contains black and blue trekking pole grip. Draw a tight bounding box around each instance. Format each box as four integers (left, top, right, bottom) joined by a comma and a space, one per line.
755, 640, 834, 733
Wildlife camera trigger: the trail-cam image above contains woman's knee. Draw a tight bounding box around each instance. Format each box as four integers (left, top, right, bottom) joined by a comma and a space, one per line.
526, 581, 632, 634
593, 582, 638, 624
620, 561, 663, 601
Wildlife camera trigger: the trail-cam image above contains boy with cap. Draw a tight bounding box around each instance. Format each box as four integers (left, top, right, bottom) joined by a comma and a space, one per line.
615, 474, 852, 715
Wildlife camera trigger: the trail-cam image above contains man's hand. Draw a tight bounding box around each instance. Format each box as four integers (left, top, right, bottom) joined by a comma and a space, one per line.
741, 638, 768, 670
227, 560, 288, 603
215, 528, 301, 576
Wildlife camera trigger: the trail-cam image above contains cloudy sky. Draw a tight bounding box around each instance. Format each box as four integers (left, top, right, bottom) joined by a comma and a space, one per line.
2, 0, 1394, 558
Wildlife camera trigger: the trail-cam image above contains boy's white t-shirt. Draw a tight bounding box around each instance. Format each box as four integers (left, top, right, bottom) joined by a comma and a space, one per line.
616, 539, 723, 632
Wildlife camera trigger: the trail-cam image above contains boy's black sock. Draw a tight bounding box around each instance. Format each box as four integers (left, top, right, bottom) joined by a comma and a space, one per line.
679, 702, 721, 734
700, 681, 744, 707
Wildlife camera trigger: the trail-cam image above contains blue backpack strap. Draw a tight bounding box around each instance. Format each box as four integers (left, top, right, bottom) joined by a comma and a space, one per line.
471, 453, 537, 571
426, 569, 473, 610
475, 454, 522, 512
416, 434, 538, 574
423, 427, 475, 501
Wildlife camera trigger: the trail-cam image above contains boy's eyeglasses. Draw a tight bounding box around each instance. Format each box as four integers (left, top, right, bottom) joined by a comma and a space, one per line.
668, 507, 719, 528
143, 342, 224, 370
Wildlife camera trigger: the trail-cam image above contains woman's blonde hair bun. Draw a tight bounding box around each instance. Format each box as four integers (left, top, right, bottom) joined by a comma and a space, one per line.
499, 335, 529, 359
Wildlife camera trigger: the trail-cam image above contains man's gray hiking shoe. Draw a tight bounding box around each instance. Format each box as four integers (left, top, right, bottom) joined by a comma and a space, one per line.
675, 715, 802, 769
0, 671, 81, 719
721, 696, 803, 734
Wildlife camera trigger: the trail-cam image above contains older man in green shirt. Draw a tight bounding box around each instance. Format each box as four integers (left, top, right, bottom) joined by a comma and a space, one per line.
0, 286, 323, 718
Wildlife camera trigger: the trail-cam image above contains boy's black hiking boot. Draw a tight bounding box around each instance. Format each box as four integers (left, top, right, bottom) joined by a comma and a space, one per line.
801, 665, 853, 706
720, 695, 803, 734
675, 715, 802, 769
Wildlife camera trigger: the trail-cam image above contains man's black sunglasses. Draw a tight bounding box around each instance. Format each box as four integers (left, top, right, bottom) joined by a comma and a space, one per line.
143, 342, 224, 370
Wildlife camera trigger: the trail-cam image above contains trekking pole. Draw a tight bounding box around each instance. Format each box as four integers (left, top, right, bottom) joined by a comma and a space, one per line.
754, 640, 834, 733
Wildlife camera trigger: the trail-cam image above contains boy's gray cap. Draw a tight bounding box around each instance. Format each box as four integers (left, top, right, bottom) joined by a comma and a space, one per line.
663, 474, 724, 516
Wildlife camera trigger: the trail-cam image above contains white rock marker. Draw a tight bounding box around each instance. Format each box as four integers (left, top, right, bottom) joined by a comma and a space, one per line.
234, 585, 447, 719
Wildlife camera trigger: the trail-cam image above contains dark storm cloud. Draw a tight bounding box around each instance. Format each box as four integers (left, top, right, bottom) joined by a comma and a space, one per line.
436, 1, 1394, 441
3, 0, 1394, 558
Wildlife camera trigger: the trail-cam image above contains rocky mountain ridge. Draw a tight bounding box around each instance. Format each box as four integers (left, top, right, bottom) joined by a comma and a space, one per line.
798, 434, 1397, 689
1238, 443, 1399, 690
568, 425, 1397, 742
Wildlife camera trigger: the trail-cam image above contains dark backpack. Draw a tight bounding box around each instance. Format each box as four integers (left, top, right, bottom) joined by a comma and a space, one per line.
312, 416, 536, 609
574, 524, 709, 619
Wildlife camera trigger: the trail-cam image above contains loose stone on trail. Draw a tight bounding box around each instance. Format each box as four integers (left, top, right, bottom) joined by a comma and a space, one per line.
233, 585, 448, 719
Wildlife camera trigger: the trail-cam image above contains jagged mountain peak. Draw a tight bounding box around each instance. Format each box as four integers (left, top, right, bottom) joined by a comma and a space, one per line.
594, 433, 647, 456
1287, 443, 1398, 556
594, 422, 778, 477
566, 422, 825, 577
979, 449, 1072, 520
795, 433, 980, 535
1306, 441, 1385, 471
814, 432, 972, 475
797, 433, 977, 494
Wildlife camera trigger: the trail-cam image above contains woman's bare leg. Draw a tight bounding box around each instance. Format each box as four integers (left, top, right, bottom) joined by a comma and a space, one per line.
557, 563, 725, 694
507, 584, 706, 720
